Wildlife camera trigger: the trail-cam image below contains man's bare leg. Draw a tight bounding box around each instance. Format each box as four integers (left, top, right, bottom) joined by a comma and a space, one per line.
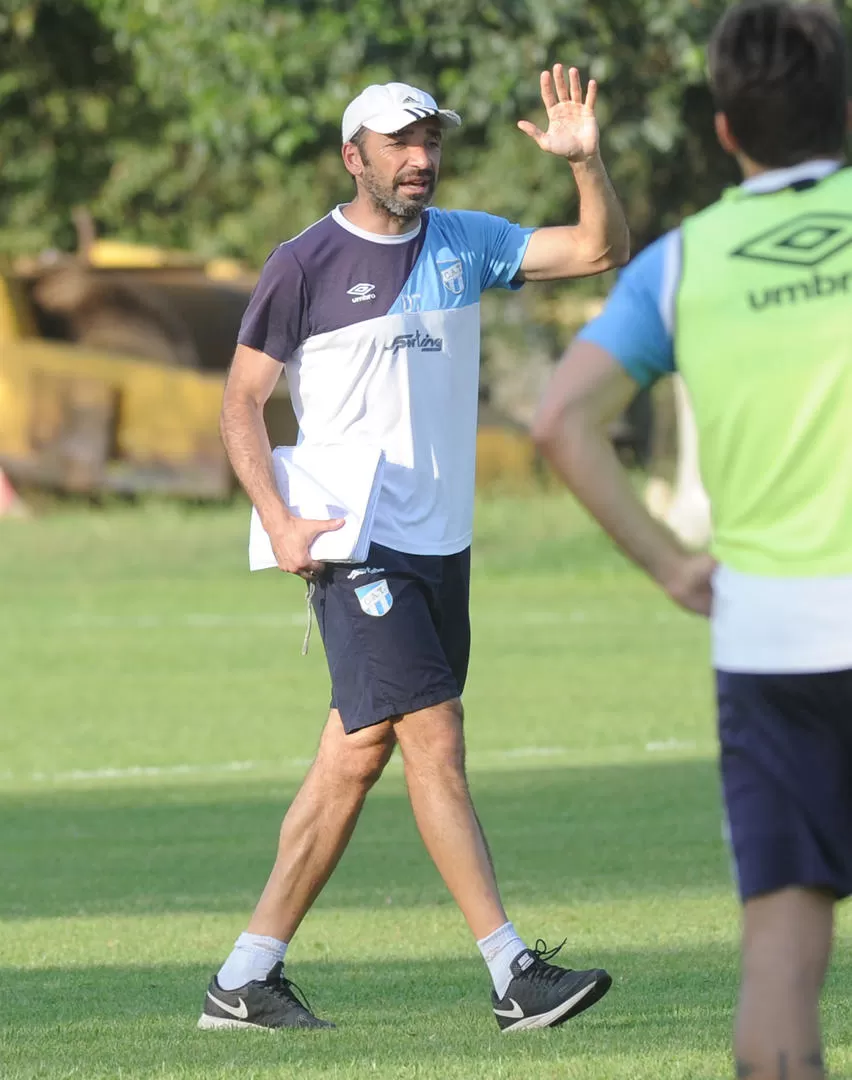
249, 710, 396, 941
734, 887, 834, 1080
392, 697, 612, 1029
200, 710, 395, 1029
393, 698, 507, 939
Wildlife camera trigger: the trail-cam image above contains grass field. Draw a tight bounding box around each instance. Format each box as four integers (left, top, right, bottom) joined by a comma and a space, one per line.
1, 494, 850, 1080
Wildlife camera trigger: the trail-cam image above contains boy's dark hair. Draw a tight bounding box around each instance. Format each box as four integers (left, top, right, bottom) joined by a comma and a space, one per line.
708, 1, 848, 168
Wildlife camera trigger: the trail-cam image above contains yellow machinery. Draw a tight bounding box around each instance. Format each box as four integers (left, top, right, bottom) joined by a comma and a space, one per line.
0, 242, 297, 498
0, 234, 582, 501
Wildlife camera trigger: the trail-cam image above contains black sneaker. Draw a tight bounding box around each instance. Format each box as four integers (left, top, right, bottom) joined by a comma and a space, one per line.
197, 962, 335, 1030
491, 940, 612, 1032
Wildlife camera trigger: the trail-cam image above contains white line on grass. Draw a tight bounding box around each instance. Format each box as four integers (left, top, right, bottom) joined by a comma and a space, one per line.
43, 611, 689, 636
53, 608, 688, 632
29, 761, 262, 783
10, 740, 708, 787
60, 613, 306, 629
646, 739, 699, 752
497, 746, 572, 758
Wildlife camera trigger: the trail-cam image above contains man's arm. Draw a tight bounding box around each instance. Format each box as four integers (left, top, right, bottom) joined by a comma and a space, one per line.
515, 65, 629, 281
221, 345, 341, 577
519, 159, 628, 280
531, 341, 715, 616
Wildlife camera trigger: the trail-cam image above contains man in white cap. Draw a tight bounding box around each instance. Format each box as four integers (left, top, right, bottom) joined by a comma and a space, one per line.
200, 67, 629, 1033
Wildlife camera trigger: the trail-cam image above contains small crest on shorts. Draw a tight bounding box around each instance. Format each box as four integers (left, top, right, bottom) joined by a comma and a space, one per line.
354, 579, 393, 617
438, 257, 464, 295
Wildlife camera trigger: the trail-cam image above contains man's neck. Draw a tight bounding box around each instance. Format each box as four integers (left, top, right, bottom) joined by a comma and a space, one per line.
341, 197, 422, 237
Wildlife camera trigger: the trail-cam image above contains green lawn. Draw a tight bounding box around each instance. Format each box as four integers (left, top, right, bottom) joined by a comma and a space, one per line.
1, 495, 850, 1079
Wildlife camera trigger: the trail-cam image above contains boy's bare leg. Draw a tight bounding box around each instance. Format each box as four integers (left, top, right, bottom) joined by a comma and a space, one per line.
734, 887, 834, 1080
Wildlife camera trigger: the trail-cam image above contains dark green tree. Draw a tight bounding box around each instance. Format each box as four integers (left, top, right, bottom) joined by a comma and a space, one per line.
5, 0, 850, 263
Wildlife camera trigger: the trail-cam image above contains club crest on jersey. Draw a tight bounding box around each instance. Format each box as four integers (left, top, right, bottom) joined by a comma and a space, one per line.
354, 579, 393, 617
438, 257, 464, 295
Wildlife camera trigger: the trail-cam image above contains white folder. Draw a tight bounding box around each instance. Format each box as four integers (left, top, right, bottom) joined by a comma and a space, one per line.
249, 444, 386, 570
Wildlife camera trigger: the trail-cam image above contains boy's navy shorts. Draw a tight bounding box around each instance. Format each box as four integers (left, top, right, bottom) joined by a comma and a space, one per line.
717, 668, 852, 902
312, 543, 471, 734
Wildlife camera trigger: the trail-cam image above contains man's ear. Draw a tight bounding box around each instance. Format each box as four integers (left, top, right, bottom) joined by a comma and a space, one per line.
342, 141, 365, 179
714, 112, 739, 156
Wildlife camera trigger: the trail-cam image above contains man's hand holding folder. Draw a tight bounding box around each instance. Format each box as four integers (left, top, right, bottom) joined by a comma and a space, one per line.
259, 502, 344, 580
249, 445, 386, 577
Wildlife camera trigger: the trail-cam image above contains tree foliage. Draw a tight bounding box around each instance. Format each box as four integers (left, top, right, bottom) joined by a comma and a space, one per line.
0, 0, 155, 253
2, 0, 851, 263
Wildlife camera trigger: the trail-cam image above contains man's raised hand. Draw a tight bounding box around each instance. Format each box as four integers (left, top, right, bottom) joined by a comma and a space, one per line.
518, 64, 600, 163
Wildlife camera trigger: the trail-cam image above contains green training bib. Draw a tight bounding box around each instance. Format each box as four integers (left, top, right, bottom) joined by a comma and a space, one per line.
676, 167, 852, 576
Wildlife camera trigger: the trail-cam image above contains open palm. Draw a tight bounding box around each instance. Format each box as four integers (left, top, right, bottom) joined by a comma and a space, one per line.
518, 65, 599, 162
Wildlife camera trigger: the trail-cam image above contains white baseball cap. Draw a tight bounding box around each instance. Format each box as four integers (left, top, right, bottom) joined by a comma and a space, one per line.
341, 82, 462, 144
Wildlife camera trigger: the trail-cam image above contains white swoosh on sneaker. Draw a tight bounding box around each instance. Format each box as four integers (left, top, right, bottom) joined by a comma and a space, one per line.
207, 991, 248, 1020
493, 998, 524, 1019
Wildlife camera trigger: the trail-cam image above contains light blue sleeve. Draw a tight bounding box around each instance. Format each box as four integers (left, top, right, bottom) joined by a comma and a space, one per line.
576, 230, 679, 387
451, 210, 535, 292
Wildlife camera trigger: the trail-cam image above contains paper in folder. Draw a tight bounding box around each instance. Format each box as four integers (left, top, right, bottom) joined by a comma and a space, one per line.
249, 444, 386, 570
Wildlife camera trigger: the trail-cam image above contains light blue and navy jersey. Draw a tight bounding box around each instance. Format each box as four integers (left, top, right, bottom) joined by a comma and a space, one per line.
240, 206, 533, 556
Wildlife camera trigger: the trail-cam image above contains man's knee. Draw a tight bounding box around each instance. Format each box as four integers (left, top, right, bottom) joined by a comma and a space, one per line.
317, 714, 395, 791
394, 698, 466, 773
351, 736, 395, 788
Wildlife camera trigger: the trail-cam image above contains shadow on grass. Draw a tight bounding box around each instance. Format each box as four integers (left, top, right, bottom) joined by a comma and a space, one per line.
4, 946, 852, 1079
1, 758, 728, 920
0, 950, 739, 1077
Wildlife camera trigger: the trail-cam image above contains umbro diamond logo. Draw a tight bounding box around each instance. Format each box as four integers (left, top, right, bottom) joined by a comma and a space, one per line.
732, 212, 852, 268
731, 212, 852, 312
206, 991, 248, 1019
347, 282, 376, 304
493, 998, 524, 1019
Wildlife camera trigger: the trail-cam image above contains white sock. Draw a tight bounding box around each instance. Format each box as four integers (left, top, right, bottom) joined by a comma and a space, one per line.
217, 932, 287, 991
477, 921, 527, 999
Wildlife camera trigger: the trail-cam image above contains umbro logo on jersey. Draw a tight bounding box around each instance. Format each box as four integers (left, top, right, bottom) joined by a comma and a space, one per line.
733, 213, 852, 312
732, 212, 852, 268
384, 331, 444, 354
347, 282, 376, 304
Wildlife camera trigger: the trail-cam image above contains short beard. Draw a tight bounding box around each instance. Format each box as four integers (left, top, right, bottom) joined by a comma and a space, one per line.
358, 154, 435, 221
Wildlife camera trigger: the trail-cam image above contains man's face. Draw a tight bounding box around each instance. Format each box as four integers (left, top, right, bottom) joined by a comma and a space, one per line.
353, 120, 443, 219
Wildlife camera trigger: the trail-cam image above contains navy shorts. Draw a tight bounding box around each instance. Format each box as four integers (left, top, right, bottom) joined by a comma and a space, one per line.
311, 543, 471, 734
717, 668, 852, 902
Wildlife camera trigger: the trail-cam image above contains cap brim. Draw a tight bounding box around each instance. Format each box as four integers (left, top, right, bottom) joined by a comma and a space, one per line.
361, 107, 462, 137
